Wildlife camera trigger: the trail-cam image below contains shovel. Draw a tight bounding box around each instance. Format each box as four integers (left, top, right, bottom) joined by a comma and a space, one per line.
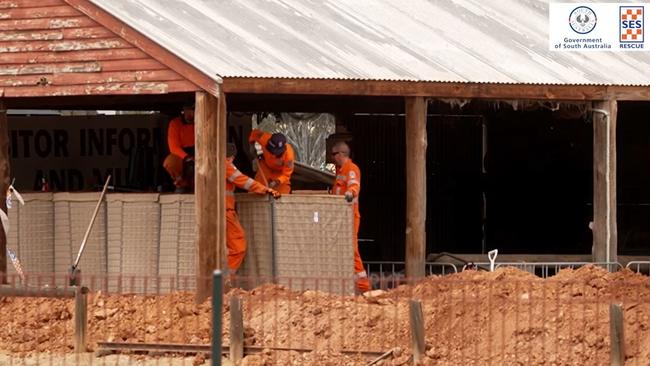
68, 175, 111, 286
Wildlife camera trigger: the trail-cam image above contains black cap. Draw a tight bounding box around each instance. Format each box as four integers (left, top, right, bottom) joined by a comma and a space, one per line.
266, 133, 287, 156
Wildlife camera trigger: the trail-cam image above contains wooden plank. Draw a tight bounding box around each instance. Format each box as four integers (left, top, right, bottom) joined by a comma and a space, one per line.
2, 93, 191, 110
405, 96, 427, 279
223, 78, 650, 101
74, 287, 88, 353
592, 100, 618, 263
65, 0, 220, 96
0, 61, 101, 75
0, 48, 146, 64
0, 29, 62, 41
0, 59, 166, 75
409, 299, 425, 363
606, 86, 650, 101
0, 93, 5, 281
0, 69, 183, 86
62, 26, 114, 39
100, 59, 165, 72
0, 0, 64, 9
195, 90, 225, 302
229, 297, 243, 363
0, 38, 130, 52
610, 303, 625, 366
0, 6, 80, 20
2, 79, 198, 96
0, 16, 97, 31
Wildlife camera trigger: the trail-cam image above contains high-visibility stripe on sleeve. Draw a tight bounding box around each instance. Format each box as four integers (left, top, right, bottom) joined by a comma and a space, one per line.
347, 179, 359, 186
225, 191, 235, 196
243, 178, 255, 190
336, 175, 347, 181
227, 170, 242, 182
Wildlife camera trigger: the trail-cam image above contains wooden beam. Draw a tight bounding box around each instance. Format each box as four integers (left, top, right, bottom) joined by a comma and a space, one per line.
229, 296, 243, 363
226, 93, 404, 114
223, 78, 650, 101
0, 92, 8, 280
592, 100, 617, 264
610, 303, 625, 366
64, 0, 218, 96
195, 90, 225, 303
405, 97, 427, 279
409, 299, 425, 363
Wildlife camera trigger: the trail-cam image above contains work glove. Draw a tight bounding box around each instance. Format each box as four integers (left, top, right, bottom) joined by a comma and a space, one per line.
268, 180, 280, 189
267, 188, 281, 199
344, 191, 354, 203
254, 142, 264, 158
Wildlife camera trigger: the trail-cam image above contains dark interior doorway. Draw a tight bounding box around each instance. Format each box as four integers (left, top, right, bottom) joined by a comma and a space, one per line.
617, 101, 650, 255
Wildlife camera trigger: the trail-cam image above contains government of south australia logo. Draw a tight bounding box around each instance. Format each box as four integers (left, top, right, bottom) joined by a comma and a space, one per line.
569, 6, 597, 34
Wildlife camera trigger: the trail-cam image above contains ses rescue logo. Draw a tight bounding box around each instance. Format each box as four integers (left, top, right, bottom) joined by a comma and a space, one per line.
620, 6, 644, 47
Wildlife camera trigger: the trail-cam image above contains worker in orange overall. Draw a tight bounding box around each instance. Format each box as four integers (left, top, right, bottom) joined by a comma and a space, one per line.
226, 143, 280, 273
163, 102, 195, 192
330, 141, 371, 293
248, 129, 294, 194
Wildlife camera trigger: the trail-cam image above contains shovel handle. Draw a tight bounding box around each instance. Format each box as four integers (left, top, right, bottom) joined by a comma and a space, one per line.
488, 249, 498, 272
72, 175, 111, 269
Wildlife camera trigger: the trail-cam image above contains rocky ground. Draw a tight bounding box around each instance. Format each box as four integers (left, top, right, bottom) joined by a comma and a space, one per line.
1, 265, 650, 365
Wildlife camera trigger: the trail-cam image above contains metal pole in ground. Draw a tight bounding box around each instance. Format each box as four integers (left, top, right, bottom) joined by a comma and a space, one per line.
212, 270, 223, 366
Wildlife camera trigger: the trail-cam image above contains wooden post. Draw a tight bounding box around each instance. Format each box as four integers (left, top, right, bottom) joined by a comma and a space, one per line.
405, 97, 427, 279
74, 287, 88, 353
0, 93, 9, 282
195, 90, 226, 303
610, 303, 624, 366
229, 296, 243, 363
593, 100, 617, 264
409, 299, 425, 362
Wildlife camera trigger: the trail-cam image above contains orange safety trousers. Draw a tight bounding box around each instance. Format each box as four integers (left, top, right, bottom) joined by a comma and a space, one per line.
226, 209, 247, 272
163, 154, 191, 188
353, 205, 370, 293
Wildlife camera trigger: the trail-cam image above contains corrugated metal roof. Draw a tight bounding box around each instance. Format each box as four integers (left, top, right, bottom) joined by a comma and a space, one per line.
88, 0, 650, 86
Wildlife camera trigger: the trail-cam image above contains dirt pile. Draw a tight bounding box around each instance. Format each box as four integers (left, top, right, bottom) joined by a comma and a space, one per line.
1, 265, 650, 365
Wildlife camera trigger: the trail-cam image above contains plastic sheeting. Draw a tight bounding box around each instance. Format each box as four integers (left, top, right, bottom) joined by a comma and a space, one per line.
254, 113, 335, 171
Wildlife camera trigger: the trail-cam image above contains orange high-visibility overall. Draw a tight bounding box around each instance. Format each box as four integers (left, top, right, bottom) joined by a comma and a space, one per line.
226, 159, 268, 272
248, 129, 294, 194
332, 159, 371, 293
163, 117, 195, 188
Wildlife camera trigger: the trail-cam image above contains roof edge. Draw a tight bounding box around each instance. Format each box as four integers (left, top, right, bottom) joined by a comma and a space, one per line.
65, 0, 221, 97
222, 77, 650, 101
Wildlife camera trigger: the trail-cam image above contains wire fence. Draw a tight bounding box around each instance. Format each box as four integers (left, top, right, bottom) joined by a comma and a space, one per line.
0, 265, 649, 365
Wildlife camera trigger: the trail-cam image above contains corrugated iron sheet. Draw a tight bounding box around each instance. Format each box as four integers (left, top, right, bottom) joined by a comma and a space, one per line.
89, 0, 650, 86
